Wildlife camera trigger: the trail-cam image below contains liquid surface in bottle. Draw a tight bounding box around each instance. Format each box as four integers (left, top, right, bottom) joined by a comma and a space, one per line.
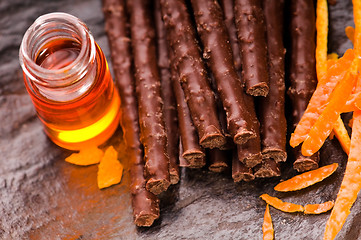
36, 39, 80, 70
25, 40, 121, 150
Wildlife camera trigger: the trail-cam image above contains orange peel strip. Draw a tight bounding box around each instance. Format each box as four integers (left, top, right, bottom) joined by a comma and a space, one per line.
65, 146, 104, 166
316, 0, 328, 81
97, 146, 124, 189
328, 131, 335, 140
327, 53, 338, 61
323, 2, 361, 238
323, 111, 361, 239
345, 26, 355, 44
351, 0, 361, 77
355, 74, 361, 109
263, 204, 274, 240
325, 52, 350, 156
304, 201, 334, 214
343, 91, 361, 113
301, 71, 356, 156
332, 117, 351, 155
354, 0, 361, 60
260, 194, 304, 213
290, 49, 354, 148
274, 163, 338, 192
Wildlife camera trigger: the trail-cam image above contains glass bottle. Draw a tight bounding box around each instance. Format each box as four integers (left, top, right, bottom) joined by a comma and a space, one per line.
19, 12, 121, 150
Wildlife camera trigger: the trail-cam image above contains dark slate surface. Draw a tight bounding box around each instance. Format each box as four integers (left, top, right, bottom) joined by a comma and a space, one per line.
0, 0, 357, 239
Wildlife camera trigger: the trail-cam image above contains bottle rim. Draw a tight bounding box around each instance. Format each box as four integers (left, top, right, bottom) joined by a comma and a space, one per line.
19, 12, 95, 88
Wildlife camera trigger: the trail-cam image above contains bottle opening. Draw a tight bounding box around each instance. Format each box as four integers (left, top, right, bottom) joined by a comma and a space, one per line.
19, 12, 95, 88
36, 39, 81, 70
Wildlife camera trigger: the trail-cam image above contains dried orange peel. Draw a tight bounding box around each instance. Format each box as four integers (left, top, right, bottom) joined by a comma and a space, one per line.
345, 26, 355, 44
343, 91, 361, 113
290, 0, 355, 155
260, 194, 304, 213
297, 0, 355, 156
316, 0, 328, 80
304, 201, 334, 215
332, 117, 351, 155
274, 163, 338, 192
97, 146, 124, 189
289, 49, 354, 148
323, 112, 361, 239
65, 146, 104, 166
327, 53, 338, 60
322, 1, 361, 239
301, 71, 356, 156
263, 204, 274, 240
325, 55, 351, 155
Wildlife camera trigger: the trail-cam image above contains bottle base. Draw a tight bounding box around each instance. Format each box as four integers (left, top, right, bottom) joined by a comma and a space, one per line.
43, 91, 121, 150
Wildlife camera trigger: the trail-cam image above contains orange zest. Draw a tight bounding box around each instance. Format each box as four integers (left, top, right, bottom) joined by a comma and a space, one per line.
345, 26, 355, 44
323, 2, 361, 238
316, 0, 328, 80
301, 71, 356, 156
274, 163, 338, 192
332, 117, 351, 155
290, 0, 354, 151
328, 131, 335, 140
289, 49, 354, 148
260, 194, 304, 213
97, 146, 124, 189
327, 53, 338, 61
65, 146, 104, 166
323, 111, 361, 239
343, 91, 361, 113
304, 201, 334, 214
325, 54, 351, 155
263, 205, 274, 240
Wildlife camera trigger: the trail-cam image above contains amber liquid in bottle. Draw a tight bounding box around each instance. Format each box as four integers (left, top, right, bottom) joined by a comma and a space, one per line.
26, 39, 120, 150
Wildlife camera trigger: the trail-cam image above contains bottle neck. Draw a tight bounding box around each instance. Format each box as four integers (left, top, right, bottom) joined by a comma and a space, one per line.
19, 12, 96, 102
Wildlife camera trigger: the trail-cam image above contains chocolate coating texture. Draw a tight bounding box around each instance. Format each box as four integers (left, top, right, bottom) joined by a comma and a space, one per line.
258, 0, 287, 162
103, 0, 160, 226
288, 0, 319, 171
232, 151, 255, 182
191, 0, 259, 145
167, 41, 206, 167
219, 0, 262, 168
128, 0, 170, 194
154, 0, 180, 185
160, 0, 226, 149
234, 0, 269, 96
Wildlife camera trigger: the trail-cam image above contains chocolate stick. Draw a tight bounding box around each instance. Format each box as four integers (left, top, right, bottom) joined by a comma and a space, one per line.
257, 0, 287, 163
179, 139, 205, 168
154, 0, 179, 185
219, 0, 262, 168
254, 158, 281, 178
209, 72, 233, 151
102, 0, 159, 226
237, 134, 262, 168
232, 151, 255, 182
220, 0, 242, 72
127, 0, 170, 194
178, 140, 190, 167
159, 0, 226, 149
208, 149, 229, 173
169, 45, 206, 168
288, 0, 319, 172
190, 0, 260, 145
234, 0, 269, 97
